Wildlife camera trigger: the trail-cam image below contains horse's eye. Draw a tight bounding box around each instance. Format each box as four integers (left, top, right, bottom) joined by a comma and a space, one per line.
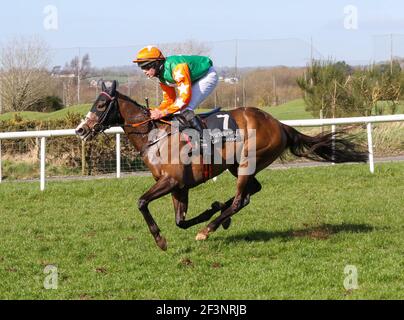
97, 103, 106, 112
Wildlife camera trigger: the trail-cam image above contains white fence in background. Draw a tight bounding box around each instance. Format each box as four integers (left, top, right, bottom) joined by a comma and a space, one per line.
0, 114, 403, 191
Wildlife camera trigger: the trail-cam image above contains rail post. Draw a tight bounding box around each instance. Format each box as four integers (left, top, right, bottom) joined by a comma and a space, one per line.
367, 123, 374, 174
81, 140, 86, 176
40, 137, 46, 191
116, 133, 121, 178
0, 139, 2, 183
331, 124, 336, 165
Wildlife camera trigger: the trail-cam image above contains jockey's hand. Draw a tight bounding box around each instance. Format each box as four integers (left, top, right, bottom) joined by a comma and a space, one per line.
150, 109, 164, 120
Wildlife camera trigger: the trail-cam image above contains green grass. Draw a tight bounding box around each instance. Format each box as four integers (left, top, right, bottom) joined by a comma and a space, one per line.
0, 163, 403, 300
0, 100, 310, 122
1, 160, 82, 181
263, 99, 314, 120
262, 99, 404, 121
0, 104, 91, 121
1, 98, 403, 122
42, 104, 91, 120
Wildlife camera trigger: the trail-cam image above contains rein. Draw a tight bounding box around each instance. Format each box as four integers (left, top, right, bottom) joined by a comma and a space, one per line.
92, 91, 176, 155
89, 90, 212, 180
94, 91, 171, 133
125, 118, 172, 128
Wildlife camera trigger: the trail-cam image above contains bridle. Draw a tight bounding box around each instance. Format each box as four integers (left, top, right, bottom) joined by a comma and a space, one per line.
92, 91, 156, 136
92, 92, 118, 133
84, 90, 176, 155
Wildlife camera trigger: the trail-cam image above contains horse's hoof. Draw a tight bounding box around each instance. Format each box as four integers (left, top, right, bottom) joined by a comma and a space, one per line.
196, 228, 210, 241
156, 236, 168, 251
196, 233, 208, 241
222, 218, 232, 230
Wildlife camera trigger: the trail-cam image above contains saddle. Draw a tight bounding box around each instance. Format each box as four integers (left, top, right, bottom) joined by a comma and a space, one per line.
172, 108, 241, 145
167, 108, 241, 181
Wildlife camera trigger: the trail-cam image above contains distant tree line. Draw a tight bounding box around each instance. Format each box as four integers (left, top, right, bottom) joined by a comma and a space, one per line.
1, 38, 403, 118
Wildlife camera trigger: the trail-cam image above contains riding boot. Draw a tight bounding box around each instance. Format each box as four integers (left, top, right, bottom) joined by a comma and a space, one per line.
191, 115, 213, 157
183, 110, 210, 155
189, 115, 204, 138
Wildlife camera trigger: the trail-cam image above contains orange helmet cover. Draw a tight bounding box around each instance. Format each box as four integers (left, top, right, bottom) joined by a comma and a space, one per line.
133, 45, 165, 63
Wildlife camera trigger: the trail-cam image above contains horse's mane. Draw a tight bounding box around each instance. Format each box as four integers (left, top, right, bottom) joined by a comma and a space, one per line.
115, 91, 170, 132
116, 91, 147, 110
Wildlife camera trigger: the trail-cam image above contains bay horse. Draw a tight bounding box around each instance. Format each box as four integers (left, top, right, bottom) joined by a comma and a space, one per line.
75, 81, 368, 251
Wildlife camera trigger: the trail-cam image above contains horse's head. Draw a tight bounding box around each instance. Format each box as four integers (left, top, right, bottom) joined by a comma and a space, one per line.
75, 80, 124, 141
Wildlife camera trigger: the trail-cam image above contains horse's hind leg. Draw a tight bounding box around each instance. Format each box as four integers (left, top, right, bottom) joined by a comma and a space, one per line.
196, 174, 255, 241
189, 176, 262, 232
220, 175, 262, 230
172, 174, 261, 232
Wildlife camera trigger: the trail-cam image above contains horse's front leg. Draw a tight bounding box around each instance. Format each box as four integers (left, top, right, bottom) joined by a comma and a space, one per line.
138, 175, 178, 251
172, 188, 189, 227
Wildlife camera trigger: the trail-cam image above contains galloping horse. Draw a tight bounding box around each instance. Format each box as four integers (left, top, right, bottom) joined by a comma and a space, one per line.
75, 81, 368, 251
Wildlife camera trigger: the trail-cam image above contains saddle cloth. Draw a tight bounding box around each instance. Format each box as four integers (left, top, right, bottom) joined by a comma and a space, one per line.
201, 110, 241, 144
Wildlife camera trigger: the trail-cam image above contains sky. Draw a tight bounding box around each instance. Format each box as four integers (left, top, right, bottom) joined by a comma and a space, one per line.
1, 0, 404, 67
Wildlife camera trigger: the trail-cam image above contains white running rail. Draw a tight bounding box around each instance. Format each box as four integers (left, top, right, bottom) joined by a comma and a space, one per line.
0, 114, 403, 191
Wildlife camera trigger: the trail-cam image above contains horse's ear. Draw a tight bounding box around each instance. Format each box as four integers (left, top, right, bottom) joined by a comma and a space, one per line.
111, 80, 117, 96
102, 82, 107, 92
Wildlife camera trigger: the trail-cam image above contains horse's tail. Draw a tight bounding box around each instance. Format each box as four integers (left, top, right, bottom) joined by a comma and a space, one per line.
281, 124, 368, 163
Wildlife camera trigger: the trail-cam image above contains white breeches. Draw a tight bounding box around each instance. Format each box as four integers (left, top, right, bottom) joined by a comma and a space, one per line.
186, 66, 219, 111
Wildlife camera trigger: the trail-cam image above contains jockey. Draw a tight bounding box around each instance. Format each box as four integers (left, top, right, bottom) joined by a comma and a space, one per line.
133, 45, 219, 135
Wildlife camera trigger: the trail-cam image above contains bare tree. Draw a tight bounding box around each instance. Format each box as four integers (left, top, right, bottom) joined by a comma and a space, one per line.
65, 53, 92, 79
0, 36, 52, 113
